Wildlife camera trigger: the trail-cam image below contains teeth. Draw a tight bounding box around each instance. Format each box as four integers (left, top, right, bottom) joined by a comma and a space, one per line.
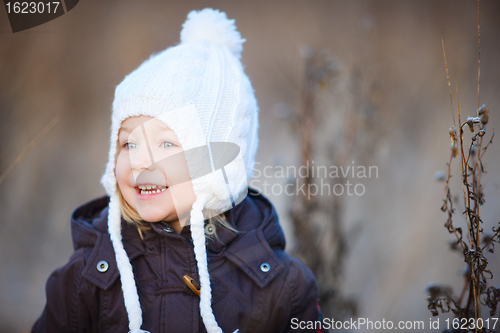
138, 184, 166, 190
140, 187, 167, 195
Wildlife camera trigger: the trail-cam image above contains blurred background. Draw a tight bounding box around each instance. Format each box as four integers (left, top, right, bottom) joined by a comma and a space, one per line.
1, 0, 500, 332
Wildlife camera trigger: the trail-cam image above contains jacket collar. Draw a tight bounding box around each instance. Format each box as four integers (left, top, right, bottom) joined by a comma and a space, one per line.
70, 189, 286, 290
220, 189, 286, 288
71, 196, 144, 290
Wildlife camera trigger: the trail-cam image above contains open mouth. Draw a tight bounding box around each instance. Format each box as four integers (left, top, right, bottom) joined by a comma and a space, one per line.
136, 184, 168, 195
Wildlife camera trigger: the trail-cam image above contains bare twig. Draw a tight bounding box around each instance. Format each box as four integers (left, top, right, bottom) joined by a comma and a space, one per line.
477, 0, 481, 114
442, 39, 456, 127
430, 4, 498, 329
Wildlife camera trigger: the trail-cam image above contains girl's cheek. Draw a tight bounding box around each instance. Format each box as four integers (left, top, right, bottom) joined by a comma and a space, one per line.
152, 147, 182, 167
115, 153, 131, 180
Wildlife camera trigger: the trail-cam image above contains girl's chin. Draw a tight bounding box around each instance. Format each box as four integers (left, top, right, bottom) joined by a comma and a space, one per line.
138, 212, 175, 223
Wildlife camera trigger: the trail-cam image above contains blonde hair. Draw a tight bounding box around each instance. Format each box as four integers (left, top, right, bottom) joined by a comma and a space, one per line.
115, 180, 238, 240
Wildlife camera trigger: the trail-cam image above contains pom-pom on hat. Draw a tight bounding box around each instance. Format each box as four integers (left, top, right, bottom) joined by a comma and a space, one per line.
101, 8, 258, 333
181, 9, 246, 59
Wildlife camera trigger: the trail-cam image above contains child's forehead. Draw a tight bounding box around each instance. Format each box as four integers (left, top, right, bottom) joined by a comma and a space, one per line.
119, 116, 172, 134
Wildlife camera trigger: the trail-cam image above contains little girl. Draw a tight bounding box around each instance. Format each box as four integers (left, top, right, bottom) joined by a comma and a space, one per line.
32, 8, 325, 333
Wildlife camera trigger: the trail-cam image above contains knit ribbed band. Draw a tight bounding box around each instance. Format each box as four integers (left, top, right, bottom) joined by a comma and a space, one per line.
108, 193, 149, 333
190, 195, 223, 332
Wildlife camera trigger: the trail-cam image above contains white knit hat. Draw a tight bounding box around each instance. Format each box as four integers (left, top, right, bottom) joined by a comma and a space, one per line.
101, 8, 258, 333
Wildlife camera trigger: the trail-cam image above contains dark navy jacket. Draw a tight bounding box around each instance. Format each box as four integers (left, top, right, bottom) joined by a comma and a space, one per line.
32, 190, 324, 332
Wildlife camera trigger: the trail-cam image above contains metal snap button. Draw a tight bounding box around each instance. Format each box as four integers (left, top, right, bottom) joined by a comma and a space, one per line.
96, 260, 109, 273
205, 223, 216, 235
260, 262, 271, 272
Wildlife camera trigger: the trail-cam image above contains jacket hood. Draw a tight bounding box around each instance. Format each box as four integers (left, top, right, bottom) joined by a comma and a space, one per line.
70, 189, 287, 290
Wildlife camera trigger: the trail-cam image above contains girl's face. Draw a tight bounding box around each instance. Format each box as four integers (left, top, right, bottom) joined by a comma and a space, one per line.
116, 116, 196, 226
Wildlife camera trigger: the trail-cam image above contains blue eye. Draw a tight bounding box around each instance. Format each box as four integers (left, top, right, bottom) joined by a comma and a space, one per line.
161, 141, 175, 148
123, 142, 137, 150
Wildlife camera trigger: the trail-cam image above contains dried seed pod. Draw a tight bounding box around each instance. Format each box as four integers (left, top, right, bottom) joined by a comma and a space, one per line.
467, 116, 482, 124
449, 126, 457, 144
449, 126, 458, 157
451, 142, 458, 157
482, 113, 489, 125
478, 129, 485, 137
478, 104, 489, 125
466, 116, 481, 132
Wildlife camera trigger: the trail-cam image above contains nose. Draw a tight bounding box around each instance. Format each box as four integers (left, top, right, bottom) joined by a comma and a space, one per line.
130, 143, 155, 173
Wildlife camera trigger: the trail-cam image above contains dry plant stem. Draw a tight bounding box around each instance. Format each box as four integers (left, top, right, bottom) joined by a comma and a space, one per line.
456, 86, 473, 251
474, 0, 482, 276
482, 227, 500, 251
465, 141, 475, 172
444, 153, 466, 251
431, 4, 498, 328
477, 0, 481, 114
473, 2, 482, 324
479, 131, 494, 160
442, 41, 466, 251
291, 50, 370, 319
442, 40, 456, 127
457, 86, 481, 329
473, 137, 483, 327
301, 59, 315, 202
293, 54, 324, 273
